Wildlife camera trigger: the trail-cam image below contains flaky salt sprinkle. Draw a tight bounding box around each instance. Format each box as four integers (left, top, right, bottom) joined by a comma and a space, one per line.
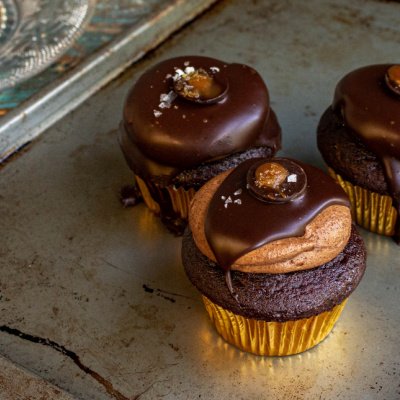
158, 90, 177, 111
184, 66, 195, 74
287, 174, 297, 183
210, 66, 220, 73
160, 93, 170, 102
153, 110, 162, 118
172, 68, 185, 81
222, 193, 242, 208
222, 196, 233, 208
234, 188, 242, 196
184, 61, 190, 66
160, 90, 177, 104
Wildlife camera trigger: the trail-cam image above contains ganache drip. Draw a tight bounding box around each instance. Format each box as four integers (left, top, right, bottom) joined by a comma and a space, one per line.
205, 158, 350, 272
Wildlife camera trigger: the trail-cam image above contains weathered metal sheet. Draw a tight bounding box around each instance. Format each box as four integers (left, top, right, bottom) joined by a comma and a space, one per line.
0, 0, 218, 162
1, 0, 400, 399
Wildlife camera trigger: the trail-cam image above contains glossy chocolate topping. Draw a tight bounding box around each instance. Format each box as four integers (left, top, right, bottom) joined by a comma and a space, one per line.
120, 56, 281, 179
205, 158, 350, 270
333, 64, 400, 200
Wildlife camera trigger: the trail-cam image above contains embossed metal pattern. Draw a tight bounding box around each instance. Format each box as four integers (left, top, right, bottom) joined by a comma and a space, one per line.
0, 0, 95, 90
0, 0, 217, 163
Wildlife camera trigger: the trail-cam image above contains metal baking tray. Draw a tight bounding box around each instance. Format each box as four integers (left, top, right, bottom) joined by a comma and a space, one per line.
1, 0, 399, 398
0, 0, 217, 162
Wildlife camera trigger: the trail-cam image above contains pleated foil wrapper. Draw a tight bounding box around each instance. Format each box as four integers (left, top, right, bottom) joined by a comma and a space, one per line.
328, 168, 397, 236
202, 296, 347, 356
134, 175, 196, 219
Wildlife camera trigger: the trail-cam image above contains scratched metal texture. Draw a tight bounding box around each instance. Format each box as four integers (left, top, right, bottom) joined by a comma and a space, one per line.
0, 354, 75, 399
1, 0, 400, 399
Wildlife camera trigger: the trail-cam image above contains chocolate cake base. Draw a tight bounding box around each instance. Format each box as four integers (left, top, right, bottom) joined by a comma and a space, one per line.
317, 107, 388, 195
140, 145, 277, 235
182, 225, 366, 322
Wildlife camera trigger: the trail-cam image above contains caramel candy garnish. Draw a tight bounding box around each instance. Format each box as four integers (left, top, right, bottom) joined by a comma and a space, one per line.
255, 162, 289, 189
385, 65, 400, 96
247, 158, 307, 203
173, 67, 227, 103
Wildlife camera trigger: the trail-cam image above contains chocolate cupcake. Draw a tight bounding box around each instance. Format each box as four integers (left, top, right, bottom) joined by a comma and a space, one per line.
317, 64, 400, 239
119, 56, 281, 234
182, 158, 366, 356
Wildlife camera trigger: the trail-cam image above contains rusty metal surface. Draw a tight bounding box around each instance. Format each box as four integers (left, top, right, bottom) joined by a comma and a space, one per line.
1, 0, 400, 399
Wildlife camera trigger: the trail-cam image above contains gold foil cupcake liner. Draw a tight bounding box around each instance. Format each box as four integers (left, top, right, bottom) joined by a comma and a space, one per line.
328, 168, 397, 236
202, 296, 347, 356
134, 175, 196, 219
135, 175, 160, 214
166, 185, 196, 220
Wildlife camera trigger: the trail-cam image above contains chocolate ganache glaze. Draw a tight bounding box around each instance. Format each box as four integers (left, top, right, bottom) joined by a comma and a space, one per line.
120, 56, 281, 180
333, 64, 400, 235
205, 158, 350, 270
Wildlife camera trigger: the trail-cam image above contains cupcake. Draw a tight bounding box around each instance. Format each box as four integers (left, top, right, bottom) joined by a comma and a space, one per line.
317, 64, 400, 240
119, 56, 281, 234
182, 158, 366, 356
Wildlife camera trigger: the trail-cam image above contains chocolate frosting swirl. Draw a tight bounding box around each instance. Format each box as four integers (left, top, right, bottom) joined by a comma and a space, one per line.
120, 56, 281, 180
205, 158, 350, 270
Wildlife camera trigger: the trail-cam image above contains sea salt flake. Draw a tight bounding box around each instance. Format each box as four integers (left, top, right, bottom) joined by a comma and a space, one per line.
287, 174, 297, 183
184, 66, 195, 74
234, 189, 242, 196
221, 196, 226, 201
153, 110, 162, 118
234, 199, 242, 205
160, 93, 170, 102
158, 91, 177, 109
161, 91, 177, 103
210, 66, 220, 73
173, 69, 185, 81
184, 61, 190, 66
225, 196, 232, 204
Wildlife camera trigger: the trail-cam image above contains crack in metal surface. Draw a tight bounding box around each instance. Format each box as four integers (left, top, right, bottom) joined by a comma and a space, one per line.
0, 325, 130, 400
142, 283, 192, 301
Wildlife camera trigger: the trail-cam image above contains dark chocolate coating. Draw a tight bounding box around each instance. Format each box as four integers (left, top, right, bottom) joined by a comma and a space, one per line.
332, 64, 400, 198
205, 158, 350, 269
317, 107, 388, 195
120, 56, 281, 181
182, 226, 366, 322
